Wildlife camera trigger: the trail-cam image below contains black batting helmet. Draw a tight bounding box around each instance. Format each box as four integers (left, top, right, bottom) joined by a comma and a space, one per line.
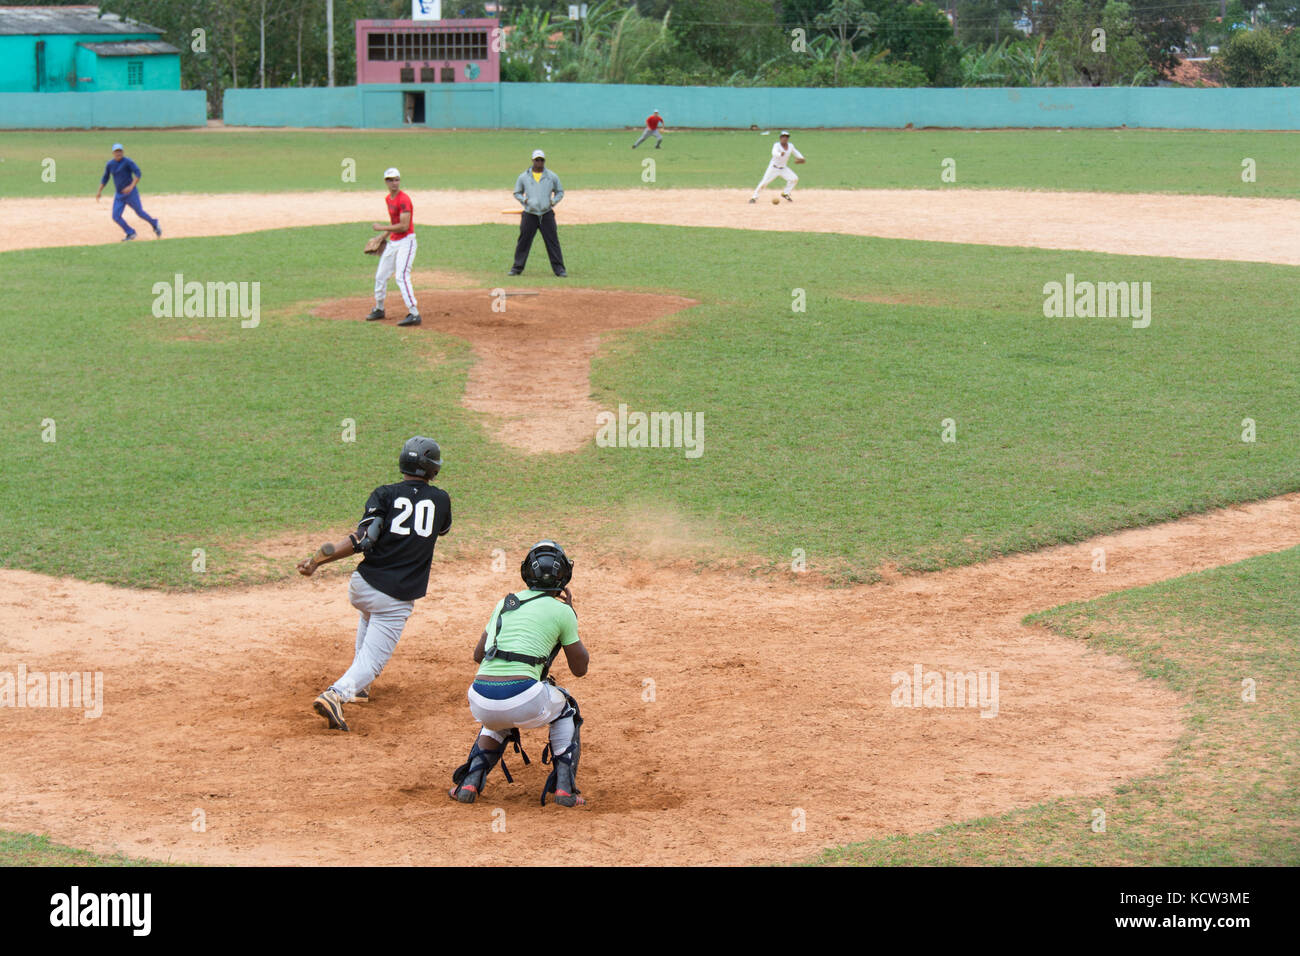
399, 436, 442, 478
520, 540, 573, 592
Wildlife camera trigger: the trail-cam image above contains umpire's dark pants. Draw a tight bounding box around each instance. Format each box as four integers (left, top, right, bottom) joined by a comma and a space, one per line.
513, 210, 566, 274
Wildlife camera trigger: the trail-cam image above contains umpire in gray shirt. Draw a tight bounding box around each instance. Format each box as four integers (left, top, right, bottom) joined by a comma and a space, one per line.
510, 149, 567, 277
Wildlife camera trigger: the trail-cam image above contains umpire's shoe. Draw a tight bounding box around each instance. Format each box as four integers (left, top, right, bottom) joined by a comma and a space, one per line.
398, 312, 421, 327
508, 268, 523, 276
313, 689, 349, 731
365, 307, 385, 321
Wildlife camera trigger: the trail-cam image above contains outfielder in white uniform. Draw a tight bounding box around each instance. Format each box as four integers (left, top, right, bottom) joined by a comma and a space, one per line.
750, 131, 806, 203
366, 167, 421, 327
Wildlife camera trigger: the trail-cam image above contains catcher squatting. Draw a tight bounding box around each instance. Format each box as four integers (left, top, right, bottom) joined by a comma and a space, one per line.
298, 437, 590, 808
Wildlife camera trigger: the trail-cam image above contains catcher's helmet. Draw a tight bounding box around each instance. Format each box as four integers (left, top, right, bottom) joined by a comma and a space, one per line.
399, 436, 442, 478
520, 540, 573, 592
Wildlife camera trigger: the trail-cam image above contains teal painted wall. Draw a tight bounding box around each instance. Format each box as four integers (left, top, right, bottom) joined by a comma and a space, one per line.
223, 82, 1300, 131
0, 33, 177, 92
224, 84, 503, 128
0, 90, 207, 128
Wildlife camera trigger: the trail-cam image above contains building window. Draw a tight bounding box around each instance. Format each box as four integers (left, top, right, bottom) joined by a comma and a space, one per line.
127, 61, 143, 85
367, 30, 489, 62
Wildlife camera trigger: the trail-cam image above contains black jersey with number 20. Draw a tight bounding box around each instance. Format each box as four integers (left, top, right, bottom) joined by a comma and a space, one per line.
354, 478, 452, 601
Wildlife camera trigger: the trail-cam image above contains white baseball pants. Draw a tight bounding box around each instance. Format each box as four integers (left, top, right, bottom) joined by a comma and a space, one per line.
752, 163, 798, 198
468, 681, 576, 756
330, 571, 414, 701
632, 126, 663, 147
374, 234, 419, 315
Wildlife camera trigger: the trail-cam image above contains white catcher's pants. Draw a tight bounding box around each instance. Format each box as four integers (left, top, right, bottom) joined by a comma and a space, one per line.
752, 163, 799, 198
468, 681, 576, 756
374, 233, 419, 314
330, 571, 414, 700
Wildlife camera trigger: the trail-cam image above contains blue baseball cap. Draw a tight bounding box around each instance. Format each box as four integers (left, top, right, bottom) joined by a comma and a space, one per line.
111, 143, 124, 151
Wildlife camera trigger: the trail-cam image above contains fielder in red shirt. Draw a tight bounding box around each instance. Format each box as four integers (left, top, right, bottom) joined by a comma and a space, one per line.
366, 167, 420, 327
632, 110, 665, 149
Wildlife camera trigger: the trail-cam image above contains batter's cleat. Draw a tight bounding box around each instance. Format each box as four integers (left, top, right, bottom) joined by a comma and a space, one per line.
122, 233, 137, 241
748, 198, 756, 204
398, 313, 421, 327
348, 688, 370, 703
364, 307, 385, 321
553, 790, 586, 807
313, 689, 349, 731
782, 193, 793, 202
508, 268, 523, 275
154, 223, 163, 238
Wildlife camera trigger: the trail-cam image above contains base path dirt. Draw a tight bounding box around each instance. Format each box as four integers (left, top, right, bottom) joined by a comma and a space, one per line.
5, 188, 1300, 265
2, 493, 1298, 866
310, 288, 698, 454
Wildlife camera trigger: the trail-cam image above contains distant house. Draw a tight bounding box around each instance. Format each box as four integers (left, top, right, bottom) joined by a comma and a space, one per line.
0, 5, 181, 93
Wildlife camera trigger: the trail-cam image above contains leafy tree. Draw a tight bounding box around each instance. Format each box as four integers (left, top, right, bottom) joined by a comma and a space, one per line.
1042, 0, 1153, 85
1219, 25, 1288, 85
668, 0, 785, 74
813, 0, 879, 82
863, 0, 961, 84
955, 0, 1026, 47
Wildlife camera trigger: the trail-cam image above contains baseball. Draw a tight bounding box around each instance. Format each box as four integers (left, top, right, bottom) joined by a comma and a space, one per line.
771, 195, 780, 205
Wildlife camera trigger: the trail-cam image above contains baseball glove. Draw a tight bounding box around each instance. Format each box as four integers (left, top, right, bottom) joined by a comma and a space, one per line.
363, 236, 387, 256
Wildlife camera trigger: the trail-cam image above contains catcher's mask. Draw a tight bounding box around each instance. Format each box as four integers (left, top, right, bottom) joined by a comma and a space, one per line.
399, 436, 442, 478
521, 540, 573, 592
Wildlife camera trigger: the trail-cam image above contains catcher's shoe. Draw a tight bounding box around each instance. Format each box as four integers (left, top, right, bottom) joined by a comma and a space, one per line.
782, 193, 793, 202
313, 689, 349, 731
450, 742, 508, 803
348, 688, 370, 703
365, 307, 385, 321
397, 313, 421, 327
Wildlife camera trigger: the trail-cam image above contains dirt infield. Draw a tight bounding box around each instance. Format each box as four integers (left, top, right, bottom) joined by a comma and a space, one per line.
6, 188, 1300, 265
2, 493, 1298, 865
309, 287, 698, 454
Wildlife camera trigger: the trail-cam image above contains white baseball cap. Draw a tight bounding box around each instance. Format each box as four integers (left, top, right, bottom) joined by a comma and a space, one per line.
111, 143, 124, 151
383, 167, 400, 179
531, 149, 545, 159
779, 130, 790, 136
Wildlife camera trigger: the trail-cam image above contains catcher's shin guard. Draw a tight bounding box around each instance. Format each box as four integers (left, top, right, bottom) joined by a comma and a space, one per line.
541, 692, 584, 807
450, 729, 530, 804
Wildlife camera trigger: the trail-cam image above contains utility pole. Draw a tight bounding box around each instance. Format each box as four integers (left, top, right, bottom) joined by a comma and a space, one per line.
327, 0, 335, 87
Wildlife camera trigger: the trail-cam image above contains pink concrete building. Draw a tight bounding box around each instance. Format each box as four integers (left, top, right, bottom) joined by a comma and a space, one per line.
354, 19, 499, 85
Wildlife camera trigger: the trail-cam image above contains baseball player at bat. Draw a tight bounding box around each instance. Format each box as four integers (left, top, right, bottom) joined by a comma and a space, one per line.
448, 541, 590, 808
298, 436, 451, 732
749, 130, 806, 203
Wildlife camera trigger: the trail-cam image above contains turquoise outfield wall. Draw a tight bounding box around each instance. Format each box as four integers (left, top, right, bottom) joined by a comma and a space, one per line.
0, 91, 207, 128
222, 82, 1300, 130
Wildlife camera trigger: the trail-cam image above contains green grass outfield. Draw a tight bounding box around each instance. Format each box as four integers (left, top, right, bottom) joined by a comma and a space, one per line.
1, 222, 1297, 588
1, 128, 1297, 198
814, 544, 1300, 866
0, 831, 166, 866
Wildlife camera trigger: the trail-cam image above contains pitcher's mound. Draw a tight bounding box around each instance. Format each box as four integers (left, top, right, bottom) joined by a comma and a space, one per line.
312, 288, 698, 454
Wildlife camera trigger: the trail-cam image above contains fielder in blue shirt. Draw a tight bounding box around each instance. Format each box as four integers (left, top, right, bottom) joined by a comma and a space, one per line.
95, 143, 162, 241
